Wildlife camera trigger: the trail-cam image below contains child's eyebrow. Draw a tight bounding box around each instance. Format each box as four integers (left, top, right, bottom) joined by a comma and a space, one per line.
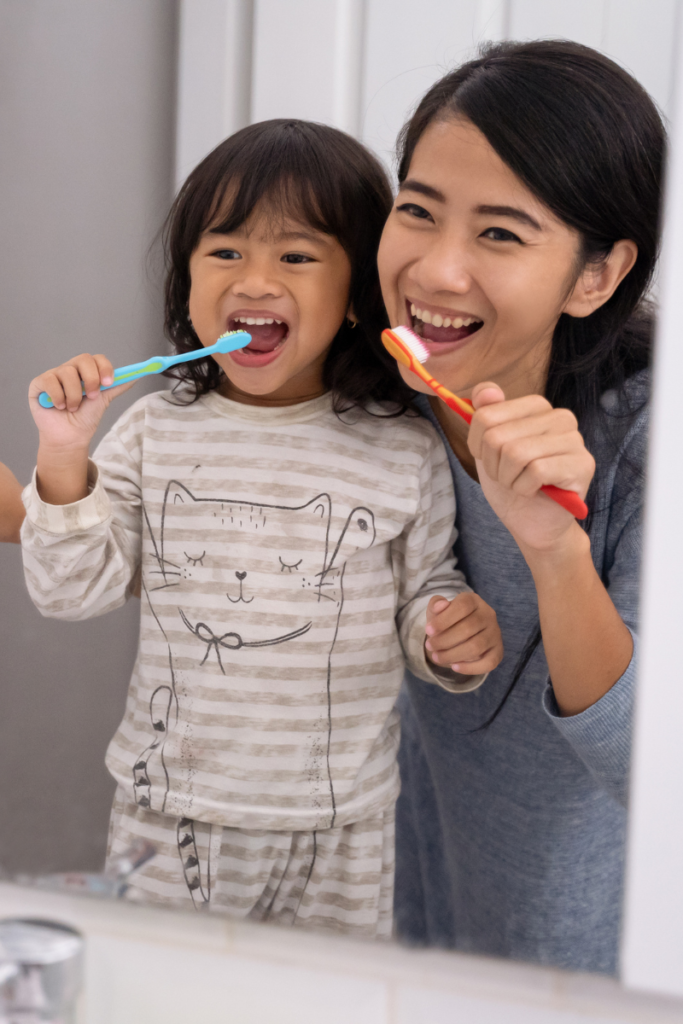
274, 228, 328, 245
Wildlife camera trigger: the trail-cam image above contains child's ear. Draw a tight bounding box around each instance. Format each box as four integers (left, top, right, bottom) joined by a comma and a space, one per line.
563, 239, 638, 319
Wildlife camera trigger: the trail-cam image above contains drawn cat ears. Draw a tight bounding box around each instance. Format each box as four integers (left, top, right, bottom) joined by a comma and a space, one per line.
161, 482, 332, 523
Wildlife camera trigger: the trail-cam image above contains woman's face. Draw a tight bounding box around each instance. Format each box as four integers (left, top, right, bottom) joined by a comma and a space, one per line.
377, 117, 584, 399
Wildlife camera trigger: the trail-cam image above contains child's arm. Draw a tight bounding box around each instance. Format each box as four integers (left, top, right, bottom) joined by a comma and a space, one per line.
0, 462, 25, 543
394, 432, 503, 692
22, 355, 141, 619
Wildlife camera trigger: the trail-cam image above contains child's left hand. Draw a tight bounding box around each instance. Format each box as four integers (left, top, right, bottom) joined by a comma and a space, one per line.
425, 593, 503, 675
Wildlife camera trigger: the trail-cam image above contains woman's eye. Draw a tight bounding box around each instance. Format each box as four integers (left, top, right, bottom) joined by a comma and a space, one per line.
396, 202, 434, 222
480, 227, 522, 243
212, 249, 241, 260
281, 253, 313, 264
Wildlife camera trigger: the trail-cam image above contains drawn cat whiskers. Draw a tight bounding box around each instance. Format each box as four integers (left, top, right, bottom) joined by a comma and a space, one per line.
179, 609, 312, 674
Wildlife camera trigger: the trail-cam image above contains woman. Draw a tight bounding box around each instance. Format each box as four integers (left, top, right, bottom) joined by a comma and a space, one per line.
378, 40, 662, 974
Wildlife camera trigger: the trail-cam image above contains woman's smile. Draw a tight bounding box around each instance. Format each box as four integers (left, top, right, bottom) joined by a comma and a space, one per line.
378, 117, 586, 400
405, 297, 484, 358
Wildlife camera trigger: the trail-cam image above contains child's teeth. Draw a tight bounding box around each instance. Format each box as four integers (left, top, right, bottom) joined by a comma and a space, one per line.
421, 310, 433, 325
431, 313, 443, 327
443, 317, 451, 328
453, 317, 464, 328
410, 304, 416, 316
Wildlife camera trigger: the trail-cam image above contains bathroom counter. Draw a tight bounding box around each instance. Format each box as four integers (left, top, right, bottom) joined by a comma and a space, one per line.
0, 881, 682, 1024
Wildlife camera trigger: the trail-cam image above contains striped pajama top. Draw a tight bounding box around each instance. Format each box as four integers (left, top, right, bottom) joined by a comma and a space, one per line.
21, 389, 481, 832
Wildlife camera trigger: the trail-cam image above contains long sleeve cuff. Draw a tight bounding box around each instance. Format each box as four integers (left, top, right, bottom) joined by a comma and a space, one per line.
402, 599, 486, 694
22, 461, 111, 535
542, 630, 636, 806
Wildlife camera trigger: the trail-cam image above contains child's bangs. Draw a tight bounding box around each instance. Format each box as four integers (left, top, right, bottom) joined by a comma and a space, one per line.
204, 150, 343, 242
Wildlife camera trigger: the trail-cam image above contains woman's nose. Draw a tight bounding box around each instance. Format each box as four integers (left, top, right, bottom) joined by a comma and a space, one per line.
413, 234, 473, 296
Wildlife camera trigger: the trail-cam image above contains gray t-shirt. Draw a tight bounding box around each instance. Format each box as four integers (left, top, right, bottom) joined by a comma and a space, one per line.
395, 373, 647, 974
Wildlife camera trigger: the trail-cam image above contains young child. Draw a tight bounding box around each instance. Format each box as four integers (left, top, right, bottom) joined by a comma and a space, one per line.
0, 462, 24, 543
22, 120, 502, 937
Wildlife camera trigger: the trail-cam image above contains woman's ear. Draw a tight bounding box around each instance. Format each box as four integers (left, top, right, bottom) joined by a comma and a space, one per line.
563, 239, 638, 318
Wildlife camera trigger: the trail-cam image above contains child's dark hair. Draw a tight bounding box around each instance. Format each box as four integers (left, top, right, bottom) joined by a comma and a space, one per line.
397, 40, 665, 728
163, 118, 412, 412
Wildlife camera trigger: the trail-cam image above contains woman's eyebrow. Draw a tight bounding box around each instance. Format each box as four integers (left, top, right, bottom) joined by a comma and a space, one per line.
475, 204, 543, 231
398, 179, 446, 202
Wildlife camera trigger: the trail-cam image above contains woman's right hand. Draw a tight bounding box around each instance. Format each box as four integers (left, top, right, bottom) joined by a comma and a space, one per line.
28, 354, 133, 505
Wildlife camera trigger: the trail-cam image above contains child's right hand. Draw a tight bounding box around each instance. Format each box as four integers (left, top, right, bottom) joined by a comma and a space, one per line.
28, 353, 133, 452
28, 354, 134, 505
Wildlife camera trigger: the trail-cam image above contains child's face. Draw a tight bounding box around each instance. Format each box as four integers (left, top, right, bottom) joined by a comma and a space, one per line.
188, 204, 352, 405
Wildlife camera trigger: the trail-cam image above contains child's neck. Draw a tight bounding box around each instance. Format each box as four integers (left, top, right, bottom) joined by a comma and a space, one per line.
218, 377, 329, 408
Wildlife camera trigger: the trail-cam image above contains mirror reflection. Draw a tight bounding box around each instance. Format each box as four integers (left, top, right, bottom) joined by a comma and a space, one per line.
0, 0, 669, 980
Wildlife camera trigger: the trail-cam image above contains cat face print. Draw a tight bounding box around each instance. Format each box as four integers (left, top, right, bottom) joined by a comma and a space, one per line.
143, 482, 375, 674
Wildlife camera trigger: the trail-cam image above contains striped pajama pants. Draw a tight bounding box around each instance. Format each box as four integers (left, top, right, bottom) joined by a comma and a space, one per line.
107, 788, 395, 939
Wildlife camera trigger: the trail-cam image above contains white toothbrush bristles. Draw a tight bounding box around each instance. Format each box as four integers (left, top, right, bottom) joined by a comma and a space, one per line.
391, 325, 430, 363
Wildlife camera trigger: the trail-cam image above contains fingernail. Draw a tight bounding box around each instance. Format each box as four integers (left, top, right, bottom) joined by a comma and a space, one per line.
430, 652, 439, 663
434, 600, 448, 613
86, 391, 99, 400
425, 624, 435, 637
451, 664, 461, 672
425, 639, 433, 652
102, 376, 113, 386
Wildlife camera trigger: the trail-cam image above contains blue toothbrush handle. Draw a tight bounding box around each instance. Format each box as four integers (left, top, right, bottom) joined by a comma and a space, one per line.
37, 331, 251, 408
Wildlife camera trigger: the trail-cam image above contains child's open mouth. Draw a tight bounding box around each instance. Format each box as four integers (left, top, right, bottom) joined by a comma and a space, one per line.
227, 314, 290, 367
407, 301, 483, 357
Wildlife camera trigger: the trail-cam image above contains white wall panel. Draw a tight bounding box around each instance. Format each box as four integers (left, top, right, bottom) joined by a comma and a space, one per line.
175, 0, 253, 189
361, 0, 480, 170
603, 0, 679, 120
251, 0, 336, 124
509, 0, 607, 48
621, 5, 683, 1000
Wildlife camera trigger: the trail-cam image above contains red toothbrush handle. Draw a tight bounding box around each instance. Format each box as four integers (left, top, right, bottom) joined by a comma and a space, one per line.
540, 485, 588, 520
439, 393, 588, 519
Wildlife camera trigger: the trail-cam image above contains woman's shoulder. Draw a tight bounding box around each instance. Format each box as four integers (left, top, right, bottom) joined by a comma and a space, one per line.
593, 368, 650, 466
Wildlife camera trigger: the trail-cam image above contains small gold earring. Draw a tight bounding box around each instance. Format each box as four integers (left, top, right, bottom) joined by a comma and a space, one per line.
347, 318, 359, 329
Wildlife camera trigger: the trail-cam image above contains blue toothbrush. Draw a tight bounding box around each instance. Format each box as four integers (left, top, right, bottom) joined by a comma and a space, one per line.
37, 330, 252, 408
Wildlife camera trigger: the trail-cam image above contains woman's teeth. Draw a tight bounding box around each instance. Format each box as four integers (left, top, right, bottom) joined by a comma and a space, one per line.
410, 304, 480, 329
233, 316, 284, 326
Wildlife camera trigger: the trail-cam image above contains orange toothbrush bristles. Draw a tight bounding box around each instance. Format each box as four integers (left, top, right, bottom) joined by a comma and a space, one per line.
381, 326, 588, 520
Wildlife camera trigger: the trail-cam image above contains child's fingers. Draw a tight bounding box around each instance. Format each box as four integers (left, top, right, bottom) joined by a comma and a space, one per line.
30, 370, 68, 410
426, 592, 478, 635
449, 646, 503, 675
92, 353, 115, 388
425, 616, 487, 654
427, 627, 493, 666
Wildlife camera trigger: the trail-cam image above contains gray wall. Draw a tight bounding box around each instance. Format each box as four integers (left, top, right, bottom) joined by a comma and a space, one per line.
0, 0, 177, 873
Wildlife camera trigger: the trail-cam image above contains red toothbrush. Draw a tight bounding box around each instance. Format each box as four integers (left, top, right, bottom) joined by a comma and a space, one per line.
382, 325, 588, 520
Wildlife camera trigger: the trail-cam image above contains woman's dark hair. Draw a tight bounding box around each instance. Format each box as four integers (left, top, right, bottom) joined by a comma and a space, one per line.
397, 40, 665, 726
163, 118, 413, 411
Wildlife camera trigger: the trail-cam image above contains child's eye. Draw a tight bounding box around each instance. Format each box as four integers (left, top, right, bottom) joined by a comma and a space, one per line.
396, 202, 434, 222
480, 227, 522, 243
281, 253, 313, 264
211, 249, 242, 260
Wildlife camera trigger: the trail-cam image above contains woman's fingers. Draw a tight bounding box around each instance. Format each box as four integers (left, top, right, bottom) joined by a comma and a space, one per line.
490, 429, 593, 497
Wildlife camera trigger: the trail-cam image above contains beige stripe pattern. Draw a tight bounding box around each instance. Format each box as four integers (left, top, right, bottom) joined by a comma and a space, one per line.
22, 389, 482, 836
108, 787, 395, 937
